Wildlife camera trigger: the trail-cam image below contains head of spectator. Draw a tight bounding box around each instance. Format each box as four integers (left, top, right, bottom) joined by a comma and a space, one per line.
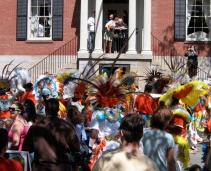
67, 105, 85, 126
150, 106, 173, 130
23, 99, 36, 123
23, 83, 33, 92
114, 17, 119, 25
92, 11, 95, 18
188, 45, 196, 52
0, 128, 8, 157
188, 164, 202, 171
10, 102, 24, 120
109, 14, 114, 20
118, 18, 124, 26
45, 98, 59, 116
144, 84, 153, 93
119, 114, 144, 144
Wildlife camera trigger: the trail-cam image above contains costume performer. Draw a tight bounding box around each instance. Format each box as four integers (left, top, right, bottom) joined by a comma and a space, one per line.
33, 72, 66, 118
65, 65, 137, 170
160, 80, 208, 170
134, 85, 158, 128
60, 65, 95, 112
86, 71, 138, 169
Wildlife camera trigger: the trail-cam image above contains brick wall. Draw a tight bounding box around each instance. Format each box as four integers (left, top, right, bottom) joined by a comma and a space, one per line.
0, 0, 81, 56
151, 0, 211, 57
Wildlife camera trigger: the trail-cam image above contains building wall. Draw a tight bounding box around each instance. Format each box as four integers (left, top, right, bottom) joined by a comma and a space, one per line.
151, 0, 211, 57
0, 0, 80, 56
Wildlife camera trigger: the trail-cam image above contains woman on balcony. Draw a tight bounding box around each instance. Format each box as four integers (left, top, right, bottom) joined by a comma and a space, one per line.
103, 15, 118, 54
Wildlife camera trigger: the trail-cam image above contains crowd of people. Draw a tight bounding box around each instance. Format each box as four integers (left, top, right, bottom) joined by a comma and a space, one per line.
87, 12, 128, 54
1, 60, 211, 171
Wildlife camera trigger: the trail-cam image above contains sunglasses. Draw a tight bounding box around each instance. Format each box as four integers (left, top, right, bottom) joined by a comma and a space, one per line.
9, 107, 20, 111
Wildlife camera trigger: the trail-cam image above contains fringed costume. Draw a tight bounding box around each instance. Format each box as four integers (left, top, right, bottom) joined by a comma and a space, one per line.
160, 80, 208, 170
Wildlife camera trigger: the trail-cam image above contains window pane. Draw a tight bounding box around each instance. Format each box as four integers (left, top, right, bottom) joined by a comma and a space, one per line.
31, 0, 37, 6
31, 7, 37, 16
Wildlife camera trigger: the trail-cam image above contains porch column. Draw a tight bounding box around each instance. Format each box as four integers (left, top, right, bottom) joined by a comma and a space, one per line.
78, 0, 88, 54
126, 0, 137, 54
93, 0, 103, 54
141, 0, 152, 55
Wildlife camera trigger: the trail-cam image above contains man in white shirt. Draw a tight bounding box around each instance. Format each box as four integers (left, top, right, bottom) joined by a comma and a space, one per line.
87, 11, 95, 53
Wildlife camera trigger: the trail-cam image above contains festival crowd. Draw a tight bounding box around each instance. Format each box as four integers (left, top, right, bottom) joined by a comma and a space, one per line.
0, 61, 210, 171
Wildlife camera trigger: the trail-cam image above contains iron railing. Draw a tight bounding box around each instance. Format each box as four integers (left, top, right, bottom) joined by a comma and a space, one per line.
101, 30, 128, 53
151, 33, 210, 81
28, 36, 79, 83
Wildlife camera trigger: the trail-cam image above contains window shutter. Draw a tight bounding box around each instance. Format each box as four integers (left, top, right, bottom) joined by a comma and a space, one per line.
16, 0, 27, 41
174, 0, 186, 41
52, 0, 63, 41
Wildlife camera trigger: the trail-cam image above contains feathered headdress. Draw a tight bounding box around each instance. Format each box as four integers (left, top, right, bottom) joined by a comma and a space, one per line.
62, 29, 138, 112
61, 65, 96, 99
0, 60, 23, 94
143, 66, 171, 94
159, 81, 209, 107
33, 72, 63, 100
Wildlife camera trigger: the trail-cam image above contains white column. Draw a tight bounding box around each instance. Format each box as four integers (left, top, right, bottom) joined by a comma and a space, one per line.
78, 0, 88, 54
141, 0, 152, 55
126, 0, 137, 54
93, 0, 103, 54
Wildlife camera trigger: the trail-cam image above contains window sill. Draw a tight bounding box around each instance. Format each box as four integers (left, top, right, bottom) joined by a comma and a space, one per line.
184, 41, 211, 44
26, 40, 53, 44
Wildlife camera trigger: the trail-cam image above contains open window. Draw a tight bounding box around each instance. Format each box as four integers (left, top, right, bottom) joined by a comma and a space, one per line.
174, 0, 211, 42
17, 0, 63, 41
187, 0, 210, 41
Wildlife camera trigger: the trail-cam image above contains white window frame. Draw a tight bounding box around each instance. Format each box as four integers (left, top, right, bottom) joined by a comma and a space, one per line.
186, 0, 211, 41
27, 0, 52, 40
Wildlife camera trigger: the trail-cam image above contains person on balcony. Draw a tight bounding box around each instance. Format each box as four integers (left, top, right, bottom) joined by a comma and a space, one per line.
185, 45, 198, 79
103, 14, 115, 54
87, 11, 95, 53
114, 18, 128, 53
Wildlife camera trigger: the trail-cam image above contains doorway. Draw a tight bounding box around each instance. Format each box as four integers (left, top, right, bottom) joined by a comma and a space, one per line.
103, 3, 128, 26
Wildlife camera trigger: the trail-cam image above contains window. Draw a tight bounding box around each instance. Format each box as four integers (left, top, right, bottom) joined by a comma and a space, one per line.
175, 0, 211, 41
187, 0, 210, 41
17, 0, 63, 41
29, 0, 52, 39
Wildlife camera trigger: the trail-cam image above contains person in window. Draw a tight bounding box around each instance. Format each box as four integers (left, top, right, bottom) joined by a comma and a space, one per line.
184, 45, 198, 78
38, 17, 44, 37
44, 17, 51, 37
114, 18, 128, 53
